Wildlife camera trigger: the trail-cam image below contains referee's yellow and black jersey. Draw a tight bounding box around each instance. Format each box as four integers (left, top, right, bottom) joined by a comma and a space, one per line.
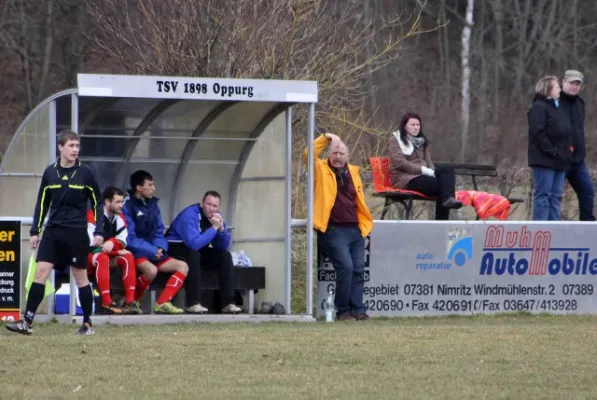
30, 159, 104, 237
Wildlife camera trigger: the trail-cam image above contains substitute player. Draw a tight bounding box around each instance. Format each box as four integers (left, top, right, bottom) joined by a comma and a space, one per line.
122, 170, 188, 314
87, 186, 142, 315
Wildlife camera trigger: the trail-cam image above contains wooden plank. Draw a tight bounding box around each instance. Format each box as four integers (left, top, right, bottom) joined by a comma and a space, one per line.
435, 163, 497, 177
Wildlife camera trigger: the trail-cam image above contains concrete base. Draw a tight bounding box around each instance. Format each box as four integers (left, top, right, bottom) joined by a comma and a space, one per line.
34, 314, 316, 325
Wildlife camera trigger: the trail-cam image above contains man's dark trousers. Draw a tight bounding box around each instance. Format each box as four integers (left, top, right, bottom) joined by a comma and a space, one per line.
168, 243, 236, 310
317, 225, 365, 318
566, 162, 595, 221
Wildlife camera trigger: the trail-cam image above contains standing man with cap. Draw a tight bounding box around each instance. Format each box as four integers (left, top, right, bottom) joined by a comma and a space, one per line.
304, 132, 374, 321
560, 70, 595, 221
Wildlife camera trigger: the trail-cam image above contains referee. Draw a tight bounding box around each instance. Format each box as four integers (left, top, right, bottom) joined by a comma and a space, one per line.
6, 130, 104, 335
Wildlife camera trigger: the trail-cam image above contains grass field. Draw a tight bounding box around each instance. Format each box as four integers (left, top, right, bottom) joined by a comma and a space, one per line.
1, 315, 596, 399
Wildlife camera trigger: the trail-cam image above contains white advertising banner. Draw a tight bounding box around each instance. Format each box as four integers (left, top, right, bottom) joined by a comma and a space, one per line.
316, 221, 597, 317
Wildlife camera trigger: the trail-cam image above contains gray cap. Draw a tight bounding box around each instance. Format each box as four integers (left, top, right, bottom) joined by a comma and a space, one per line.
564, 70, 584, 83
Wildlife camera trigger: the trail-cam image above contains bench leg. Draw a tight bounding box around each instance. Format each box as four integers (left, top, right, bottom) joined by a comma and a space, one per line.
380, 197, 391, 220
472, 176, 479, 191
248, 290, 255, 315
405, 199, 413, 220
150, 290, 156, 314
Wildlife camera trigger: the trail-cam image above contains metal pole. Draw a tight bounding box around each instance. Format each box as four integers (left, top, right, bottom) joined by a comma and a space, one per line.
284, 107, 293, 314
47, 101, 57, 317
69, 93, 78, 317
306, 103, 315, 315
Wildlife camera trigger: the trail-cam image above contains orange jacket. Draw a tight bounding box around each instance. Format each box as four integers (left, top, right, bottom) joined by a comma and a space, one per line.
303, 135, 373, 237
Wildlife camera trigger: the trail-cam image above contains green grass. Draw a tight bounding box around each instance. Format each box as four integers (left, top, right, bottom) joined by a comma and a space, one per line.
1, 315, 597, 399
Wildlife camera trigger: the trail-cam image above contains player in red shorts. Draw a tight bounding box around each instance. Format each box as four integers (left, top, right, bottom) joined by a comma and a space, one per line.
87, 186, 142, 314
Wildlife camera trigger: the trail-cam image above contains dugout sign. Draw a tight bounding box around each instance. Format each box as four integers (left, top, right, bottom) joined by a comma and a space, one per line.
316, 221, 597, 318
0, 221, 21, 321
77, 73, 318, 103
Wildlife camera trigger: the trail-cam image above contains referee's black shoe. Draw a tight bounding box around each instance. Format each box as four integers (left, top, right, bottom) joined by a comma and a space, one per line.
76, 322, 95, 335
5, 320, 33, 335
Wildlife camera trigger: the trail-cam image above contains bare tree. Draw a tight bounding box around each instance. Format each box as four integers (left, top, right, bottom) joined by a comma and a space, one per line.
4, 0, 597, 220
459, 0, 474, 163
85, 0, 428, 126
0, 0, 91, 111
0, 0, 55, 112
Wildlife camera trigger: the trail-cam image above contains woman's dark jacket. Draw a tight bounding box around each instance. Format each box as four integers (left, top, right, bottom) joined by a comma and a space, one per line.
527, 94, 573, 171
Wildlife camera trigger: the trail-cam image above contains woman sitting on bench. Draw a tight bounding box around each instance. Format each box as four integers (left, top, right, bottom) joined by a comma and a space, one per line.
387, 112, 462, 220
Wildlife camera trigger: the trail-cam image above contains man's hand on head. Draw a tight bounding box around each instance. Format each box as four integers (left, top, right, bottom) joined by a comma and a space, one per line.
324, 133, 341, 150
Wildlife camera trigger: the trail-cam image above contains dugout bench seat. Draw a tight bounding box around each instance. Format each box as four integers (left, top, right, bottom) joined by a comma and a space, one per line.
54, 263, 266, 315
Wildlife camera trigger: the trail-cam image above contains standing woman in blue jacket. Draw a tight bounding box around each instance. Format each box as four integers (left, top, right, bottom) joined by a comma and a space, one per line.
528, 75, 574, 221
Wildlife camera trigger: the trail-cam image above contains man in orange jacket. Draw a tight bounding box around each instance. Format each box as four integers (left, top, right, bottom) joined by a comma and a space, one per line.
304, 132, 374, 321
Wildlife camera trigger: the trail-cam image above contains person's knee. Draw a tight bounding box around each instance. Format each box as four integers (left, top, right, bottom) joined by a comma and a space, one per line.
114, 253, 135, 269
533, 188, 550, 199
185, 250, 201, 269
351, 260, 365, 274
139, 264, 158, 281
324, 246, 353, 273
34, 262, 53, 281
222, 251, 234, 268
177, 260, 189, 275
72, 268, 90, 287
335, 260, 354, 274
581, 180, 595, 197
123, 253, 135, 265
147, 266, 158, 281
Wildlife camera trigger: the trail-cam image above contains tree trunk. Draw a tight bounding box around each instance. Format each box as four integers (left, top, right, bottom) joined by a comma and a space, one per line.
363, 0, 377, 117
459, 0, 474, 163
38, 0, 54, 102
571, 0, 579, 61
474, 0, 487, 161
440, 0, 450, 100
18, 0, 33, 112
490, 0, 503, 124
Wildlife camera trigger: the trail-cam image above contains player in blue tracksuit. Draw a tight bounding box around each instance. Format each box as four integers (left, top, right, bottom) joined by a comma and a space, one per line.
167, 191, 241, 314
121, 170, 188, 314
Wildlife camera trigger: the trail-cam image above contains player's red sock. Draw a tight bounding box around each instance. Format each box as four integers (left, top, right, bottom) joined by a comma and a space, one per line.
92, 253, 112, 306
134, 275, 151, 301
157, 271, 186, 305
116, 253, 136, 304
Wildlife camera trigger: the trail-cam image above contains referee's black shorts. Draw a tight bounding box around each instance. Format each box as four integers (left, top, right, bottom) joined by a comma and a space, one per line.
36, 226, 90, 269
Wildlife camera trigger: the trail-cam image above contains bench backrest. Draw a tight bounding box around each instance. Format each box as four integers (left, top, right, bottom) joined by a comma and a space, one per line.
369, 156, 397, 193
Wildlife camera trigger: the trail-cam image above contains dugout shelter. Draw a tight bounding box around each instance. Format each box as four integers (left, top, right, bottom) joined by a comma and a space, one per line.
0, 73, 318, 321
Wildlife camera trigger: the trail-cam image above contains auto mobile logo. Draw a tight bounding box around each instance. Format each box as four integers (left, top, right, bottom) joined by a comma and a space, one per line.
480, 225, 597, 276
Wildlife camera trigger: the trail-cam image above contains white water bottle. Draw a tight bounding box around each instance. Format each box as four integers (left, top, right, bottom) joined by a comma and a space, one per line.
325, 290, 334, 323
